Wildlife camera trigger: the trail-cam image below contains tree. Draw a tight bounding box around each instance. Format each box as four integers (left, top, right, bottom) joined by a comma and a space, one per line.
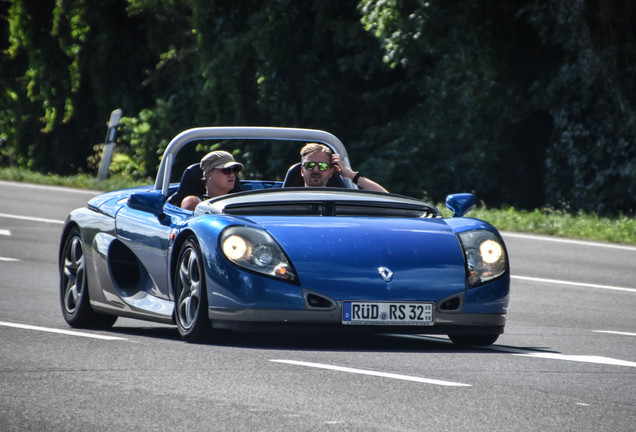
526, 0, 636, 214
120, 0, 404, 180
1, 0, 155, 174
359, 0, 636, 214
2, 0, 634, 214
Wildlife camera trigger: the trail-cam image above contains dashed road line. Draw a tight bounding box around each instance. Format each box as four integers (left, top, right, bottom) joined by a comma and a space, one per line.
485, 344, 636, 367
392, 334, 636, 368
502, 232, 636, 252
510, 352, 636, 367
0, 257, 20, 262
0, 212, 64, 224
0, 321, 127, 341
270, 359, 471, 387
512, 275, 636, 293
594, 330, 636, 337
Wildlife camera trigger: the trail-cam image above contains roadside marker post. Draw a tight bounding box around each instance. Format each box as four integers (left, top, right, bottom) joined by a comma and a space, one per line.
97, 108, 123, 180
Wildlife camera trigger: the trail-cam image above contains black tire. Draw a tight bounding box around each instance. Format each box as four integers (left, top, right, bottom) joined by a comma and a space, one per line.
60, 227, 117, 329
448, 333, 499, 347
174, 237, 211, 342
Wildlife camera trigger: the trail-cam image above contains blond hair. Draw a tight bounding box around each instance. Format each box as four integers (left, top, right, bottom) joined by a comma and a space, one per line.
300, 143, 332, 160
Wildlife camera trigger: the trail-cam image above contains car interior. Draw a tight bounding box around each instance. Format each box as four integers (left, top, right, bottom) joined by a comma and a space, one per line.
169, 161, 346, 207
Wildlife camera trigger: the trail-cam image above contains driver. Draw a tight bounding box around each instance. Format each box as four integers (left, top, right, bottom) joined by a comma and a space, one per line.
180, 150, 243, 210
300, 143, 388, 192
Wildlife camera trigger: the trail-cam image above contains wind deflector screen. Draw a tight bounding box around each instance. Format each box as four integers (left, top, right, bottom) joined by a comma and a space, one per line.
222, 200, 440, 218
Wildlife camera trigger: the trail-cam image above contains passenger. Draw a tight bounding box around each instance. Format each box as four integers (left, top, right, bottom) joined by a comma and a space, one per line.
181, 150, 243, 210
300, 143, 388, 192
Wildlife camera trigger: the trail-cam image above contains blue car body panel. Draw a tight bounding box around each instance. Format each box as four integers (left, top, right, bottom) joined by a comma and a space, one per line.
253, 216, 466, 300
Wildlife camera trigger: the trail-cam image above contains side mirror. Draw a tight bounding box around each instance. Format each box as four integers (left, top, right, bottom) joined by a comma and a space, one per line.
128, 192, 167, 217
445, 193, 476, 217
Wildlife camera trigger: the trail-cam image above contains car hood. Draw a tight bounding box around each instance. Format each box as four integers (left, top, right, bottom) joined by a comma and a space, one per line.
251, 216, 467, 301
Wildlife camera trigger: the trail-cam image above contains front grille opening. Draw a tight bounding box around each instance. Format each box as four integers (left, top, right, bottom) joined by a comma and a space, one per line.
439, 296, 462, 311
306, 294, 334, 309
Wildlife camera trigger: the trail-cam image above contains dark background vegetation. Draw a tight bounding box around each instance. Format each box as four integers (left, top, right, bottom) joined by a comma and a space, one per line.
1, 0, 634, 215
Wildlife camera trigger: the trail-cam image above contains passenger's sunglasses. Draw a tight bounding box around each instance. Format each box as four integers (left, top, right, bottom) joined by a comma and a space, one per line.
302, 161, 331, 171
218, 166, 241, 175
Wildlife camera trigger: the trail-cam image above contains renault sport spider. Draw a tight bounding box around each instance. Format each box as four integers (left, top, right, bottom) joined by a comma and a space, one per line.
59, 127, 510, 345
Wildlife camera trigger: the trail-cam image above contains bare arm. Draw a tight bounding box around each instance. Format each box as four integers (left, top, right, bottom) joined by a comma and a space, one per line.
331, 154, 389, 193
180, 195, 200, 211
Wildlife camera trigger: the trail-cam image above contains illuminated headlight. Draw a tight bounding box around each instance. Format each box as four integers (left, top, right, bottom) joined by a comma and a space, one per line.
458, 230, 508, 288
480, 240, 502, 264
222, 235, 248, 260
219, 226, 297, 283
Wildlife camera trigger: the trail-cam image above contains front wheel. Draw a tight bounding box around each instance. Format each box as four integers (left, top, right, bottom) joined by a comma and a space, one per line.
448, 333, 499, 347
174, 238, 211, 342
60, 227, 117, 329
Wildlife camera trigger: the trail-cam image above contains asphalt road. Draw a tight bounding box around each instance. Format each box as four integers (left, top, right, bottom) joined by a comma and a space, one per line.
1, 180, 635, 431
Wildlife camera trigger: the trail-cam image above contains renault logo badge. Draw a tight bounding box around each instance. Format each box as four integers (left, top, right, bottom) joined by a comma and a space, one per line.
378, 267, 393, 282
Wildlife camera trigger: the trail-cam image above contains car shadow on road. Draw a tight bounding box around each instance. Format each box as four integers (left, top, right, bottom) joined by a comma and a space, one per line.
108, 324, 560, 354
209, 331, 561, 355
109, 324, 182, 341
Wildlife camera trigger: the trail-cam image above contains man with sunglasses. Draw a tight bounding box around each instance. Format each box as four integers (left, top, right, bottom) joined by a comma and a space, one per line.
180, 150, 243, 210
300, 143, 388, 192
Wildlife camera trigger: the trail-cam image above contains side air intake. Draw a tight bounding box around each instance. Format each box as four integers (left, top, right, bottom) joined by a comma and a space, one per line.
439, 295, 463, 312
304, 291, 336, 309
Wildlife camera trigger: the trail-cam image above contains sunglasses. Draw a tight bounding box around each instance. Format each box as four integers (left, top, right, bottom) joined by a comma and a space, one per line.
302, 161, 331, 171
217, 166, 241, 175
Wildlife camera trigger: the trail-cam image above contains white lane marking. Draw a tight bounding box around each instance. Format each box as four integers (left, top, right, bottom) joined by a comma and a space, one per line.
484, 344, 636, 367
501, 231, 636, 252
0, 226, 18, 261
394, 335, 636, 368
0, 180, 101, 195
0, 212, 64, 224
512, 352, 636, 367
594, 330, 636, 337
0, 321, 127, 341
512, 275, 636, 293
270, 359, 471, 387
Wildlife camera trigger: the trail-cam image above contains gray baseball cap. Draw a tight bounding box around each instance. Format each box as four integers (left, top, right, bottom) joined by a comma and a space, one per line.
200, 151, 243, 174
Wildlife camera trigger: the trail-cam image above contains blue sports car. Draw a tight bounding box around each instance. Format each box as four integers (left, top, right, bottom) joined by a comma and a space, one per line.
59, 127, 509, 345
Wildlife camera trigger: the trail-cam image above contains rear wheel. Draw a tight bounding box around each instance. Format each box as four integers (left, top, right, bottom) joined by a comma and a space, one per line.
60, 227, 117, 329
448, 333, 499, 346
174, 238, 210, 342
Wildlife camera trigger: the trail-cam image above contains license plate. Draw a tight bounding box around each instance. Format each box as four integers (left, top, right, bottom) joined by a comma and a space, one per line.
342, 302, 433, 326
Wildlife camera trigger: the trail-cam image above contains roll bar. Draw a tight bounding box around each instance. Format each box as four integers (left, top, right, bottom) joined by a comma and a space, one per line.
154, 127, 351, 195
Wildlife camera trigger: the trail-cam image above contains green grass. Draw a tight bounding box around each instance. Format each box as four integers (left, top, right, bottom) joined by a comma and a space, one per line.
2, 166, 634, 245
467, 206, 636, 245
0, 166, 151, 192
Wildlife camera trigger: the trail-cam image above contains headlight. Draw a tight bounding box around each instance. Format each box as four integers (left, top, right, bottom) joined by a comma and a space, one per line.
458, 230, 508, 288
219, 226, 297, 283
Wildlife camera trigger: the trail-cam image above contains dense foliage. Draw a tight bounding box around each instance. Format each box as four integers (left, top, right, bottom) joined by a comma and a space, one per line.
1, 0, 634, 215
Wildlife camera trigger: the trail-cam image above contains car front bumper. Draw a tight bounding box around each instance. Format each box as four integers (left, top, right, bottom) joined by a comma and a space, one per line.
209, 306, 506, 335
